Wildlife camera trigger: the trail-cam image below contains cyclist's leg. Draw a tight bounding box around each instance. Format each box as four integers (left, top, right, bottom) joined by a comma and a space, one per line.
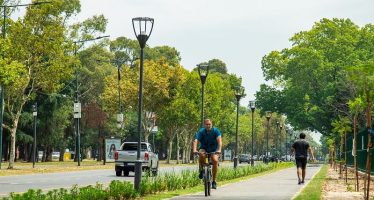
212, 154, 219, 181
199, 149, 206, 169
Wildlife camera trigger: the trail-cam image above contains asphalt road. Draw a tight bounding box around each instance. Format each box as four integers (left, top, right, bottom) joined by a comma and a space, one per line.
0, 161, 253, 197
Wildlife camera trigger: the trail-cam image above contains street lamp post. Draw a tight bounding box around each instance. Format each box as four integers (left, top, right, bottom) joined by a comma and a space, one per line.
280, 124, 283, 160
265, 111, 272, 164
132, 17, 154, 191
73, 35, 109, 166
0, 1, 51, 169
116, 61, 124, 129
285, 127, 289, 161
234, 86, 244, 169
249, 100, 255, 166
198, 64, 209, 127
32, 103, 37, 168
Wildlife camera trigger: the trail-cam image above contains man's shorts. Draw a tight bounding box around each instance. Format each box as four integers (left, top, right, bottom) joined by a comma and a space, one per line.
295, 157, 307, 169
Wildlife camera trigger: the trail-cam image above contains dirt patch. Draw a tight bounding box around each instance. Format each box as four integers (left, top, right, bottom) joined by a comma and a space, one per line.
322, 164, 368, 200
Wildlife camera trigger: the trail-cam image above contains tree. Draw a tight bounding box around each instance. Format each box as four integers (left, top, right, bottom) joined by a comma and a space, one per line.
257, 18, 363, 135
348, 97, 365, 191
0, 1, 81, 168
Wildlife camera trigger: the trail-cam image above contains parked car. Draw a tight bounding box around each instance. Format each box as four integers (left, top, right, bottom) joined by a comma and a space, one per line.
239, 154, 251, 164
114, 142, 159, 177
52, 152, 60, 160
37, 151, 43, 161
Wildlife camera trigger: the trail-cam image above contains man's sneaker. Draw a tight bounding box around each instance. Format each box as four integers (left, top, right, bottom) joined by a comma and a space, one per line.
212, 181, 217, 189
198, 170, 203, 179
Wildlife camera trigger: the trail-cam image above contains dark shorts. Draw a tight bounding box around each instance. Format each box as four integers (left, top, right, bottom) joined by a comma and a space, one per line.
295, 157, 307, 169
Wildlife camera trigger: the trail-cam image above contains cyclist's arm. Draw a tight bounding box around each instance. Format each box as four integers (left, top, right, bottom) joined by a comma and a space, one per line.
216, 136, 222, 154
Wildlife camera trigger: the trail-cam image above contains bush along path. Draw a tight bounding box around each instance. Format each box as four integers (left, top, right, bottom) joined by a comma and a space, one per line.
2, 162, 293, 200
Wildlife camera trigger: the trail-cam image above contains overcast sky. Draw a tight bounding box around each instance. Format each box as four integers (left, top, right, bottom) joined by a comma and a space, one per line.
75, 0, 374, 106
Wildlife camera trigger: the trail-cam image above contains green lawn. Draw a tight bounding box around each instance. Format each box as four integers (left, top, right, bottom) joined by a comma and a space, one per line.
293, 164, 328, 200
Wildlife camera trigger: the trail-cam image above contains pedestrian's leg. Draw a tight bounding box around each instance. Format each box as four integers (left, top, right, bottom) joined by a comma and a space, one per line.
297, 167, 302, 183
302, 168, 306, 182
301, 159, 307, 183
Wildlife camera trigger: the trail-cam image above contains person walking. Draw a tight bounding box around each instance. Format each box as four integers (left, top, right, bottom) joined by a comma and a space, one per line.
193, 119, 222, 189
291, 132, 315, 184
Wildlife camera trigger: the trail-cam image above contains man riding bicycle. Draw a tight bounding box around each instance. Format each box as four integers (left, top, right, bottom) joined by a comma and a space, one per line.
193, 119, 222, 189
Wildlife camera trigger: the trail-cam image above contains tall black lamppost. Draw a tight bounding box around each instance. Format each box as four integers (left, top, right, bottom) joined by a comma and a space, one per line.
73, 35, 109, 166
132, 17, 154, 191
198, 64, 209, 127
234, 86, 244, 168
32, 103, 37, 168
276, 121, 279, 159
285, 127, 289, 161
265, 111, 272, 164
249, 100, 255, 166
279, 124, 283, 160
0, 1, 50, 169
116, 60, 124, 129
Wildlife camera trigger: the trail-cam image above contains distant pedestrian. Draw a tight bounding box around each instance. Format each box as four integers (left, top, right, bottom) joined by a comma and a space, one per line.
291, 132, 315, 184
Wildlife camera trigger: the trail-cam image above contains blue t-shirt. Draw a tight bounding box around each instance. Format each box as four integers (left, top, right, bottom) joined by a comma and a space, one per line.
195, 127, 222, 153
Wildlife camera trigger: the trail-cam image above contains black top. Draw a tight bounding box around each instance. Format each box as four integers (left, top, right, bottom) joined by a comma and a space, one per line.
292, 139, 310, 159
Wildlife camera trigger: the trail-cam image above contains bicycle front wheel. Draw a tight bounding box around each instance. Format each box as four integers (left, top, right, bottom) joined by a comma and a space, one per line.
204, 167, 208, 196
204, 167, 211, 196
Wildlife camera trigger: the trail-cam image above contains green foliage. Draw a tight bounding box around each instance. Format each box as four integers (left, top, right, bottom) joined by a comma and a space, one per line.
257, 18, 374, 135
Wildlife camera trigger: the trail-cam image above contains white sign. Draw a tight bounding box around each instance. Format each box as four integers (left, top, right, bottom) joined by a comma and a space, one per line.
105, 138, 121, 162
224, 149, 231, 161
74, 103, 81, 113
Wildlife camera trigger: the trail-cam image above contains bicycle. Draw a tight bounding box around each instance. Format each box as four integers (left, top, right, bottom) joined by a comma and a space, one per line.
196, 152, 216, 197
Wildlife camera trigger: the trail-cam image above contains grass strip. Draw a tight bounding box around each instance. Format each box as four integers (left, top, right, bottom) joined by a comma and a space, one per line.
293, 164, 328, 200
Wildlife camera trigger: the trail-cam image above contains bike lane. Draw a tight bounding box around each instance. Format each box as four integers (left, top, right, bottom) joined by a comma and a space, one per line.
170, 164, 322, 200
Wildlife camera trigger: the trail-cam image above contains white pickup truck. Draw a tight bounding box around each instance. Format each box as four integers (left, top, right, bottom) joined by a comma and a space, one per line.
114, 142, 159, 176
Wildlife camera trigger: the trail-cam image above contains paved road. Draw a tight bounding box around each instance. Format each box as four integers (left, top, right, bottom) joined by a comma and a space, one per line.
171, 164, 322, 200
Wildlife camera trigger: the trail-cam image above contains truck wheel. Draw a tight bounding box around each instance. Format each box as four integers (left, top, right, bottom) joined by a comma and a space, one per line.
115, 170, 122, 177
152, 162, 159, 176
123, 170, 129, 176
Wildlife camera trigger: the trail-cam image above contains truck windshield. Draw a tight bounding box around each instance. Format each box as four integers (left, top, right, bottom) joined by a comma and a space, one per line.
122, 143, 148, 151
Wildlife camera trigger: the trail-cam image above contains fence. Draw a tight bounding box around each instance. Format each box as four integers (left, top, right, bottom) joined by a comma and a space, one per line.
345, 127, 374, 174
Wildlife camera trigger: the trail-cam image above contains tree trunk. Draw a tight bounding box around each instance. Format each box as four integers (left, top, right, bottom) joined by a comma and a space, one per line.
344, 131, 347, 183
354, 115, 359, 191
176, 133, 180, 164
167, 138, 173, 164
8, 122, 18, 169
339, 135, 343, 177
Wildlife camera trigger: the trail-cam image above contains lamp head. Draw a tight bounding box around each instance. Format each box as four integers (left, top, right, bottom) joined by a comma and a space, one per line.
249, 100, 256, 110
132, 17, 154, 49
235, 86, 245, 101
197, 64, 209, 84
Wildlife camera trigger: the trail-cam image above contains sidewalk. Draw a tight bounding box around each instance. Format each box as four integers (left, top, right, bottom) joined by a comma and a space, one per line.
171, 164, 322, 200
